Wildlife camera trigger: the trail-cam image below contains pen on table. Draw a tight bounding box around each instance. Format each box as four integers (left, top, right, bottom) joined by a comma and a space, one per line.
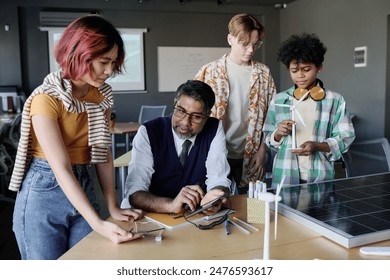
227, 218, 251, 235
224, 219, 230, 236
232, 216, 259, 232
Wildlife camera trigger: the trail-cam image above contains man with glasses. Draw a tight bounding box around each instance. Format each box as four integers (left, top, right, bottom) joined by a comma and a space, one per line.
195, 13, 276, 194
123, 80, 231, 215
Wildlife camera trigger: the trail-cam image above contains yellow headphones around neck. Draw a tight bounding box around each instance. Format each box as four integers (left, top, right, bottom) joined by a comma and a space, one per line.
293, 80, 326, 101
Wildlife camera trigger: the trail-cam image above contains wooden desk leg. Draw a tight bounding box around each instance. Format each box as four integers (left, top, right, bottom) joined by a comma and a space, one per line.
111, 134, 116, 160
119, 166, 126, 200
125, 133, 129, 152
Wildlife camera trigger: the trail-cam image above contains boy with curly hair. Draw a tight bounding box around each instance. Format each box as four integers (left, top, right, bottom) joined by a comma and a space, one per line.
263, 33, 355, 187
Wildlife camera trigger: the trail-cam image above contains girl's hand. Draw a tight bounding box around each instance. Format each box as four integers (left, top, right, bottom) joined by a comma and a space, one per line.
109, 206, 143, 222
94, 219, 143, 244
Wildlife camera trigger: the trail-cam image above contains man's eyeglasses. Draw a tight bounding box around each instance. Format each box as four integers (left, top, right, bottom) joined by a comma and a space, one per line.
232, 35, 263, 50
173, 106, 207, 124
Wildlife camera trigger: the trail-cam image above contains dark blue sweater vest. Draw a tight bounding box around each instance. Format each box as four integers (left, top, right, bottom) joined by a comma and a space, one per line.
144, 116, 219, 199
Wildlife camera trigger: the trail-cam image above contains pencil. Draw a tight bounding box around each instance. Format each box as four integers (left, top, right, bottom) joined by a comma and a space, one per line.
227, 218, 251, 235
232, 217, 259, 232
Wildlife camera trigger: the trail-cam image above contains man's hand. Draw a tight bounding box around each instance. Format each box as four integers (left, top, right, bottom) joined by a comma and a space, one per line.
170, 184, 205, 213
200, 187, 229, 216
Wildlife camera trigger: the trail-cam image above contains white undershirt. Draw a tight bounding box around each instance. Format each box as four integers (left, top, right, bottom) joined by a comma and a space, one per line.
294, 97, 316, 180
225, 56, 251, 159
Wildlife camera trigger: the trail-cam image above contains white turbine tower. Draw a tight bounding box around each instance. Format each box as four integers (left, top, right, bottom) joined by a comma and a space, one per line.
273, 176, 285, 240
257, 176, 285, 260
274, 90, 311, 149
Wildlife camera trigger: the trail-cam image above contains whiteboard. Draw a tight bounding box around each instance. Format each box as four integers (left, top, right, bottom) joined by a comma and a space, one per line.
158, 46, 230, 92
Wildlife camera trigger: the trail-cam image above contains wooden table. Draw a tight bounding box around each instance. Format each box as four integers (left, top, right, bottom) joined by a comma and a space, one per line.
59, 195, 390, 260
109, 122, 139, 160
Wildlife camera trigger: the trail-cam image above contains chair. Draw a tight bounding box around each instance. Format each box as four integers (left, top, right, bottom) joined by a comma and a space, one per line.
0, 145, 10, 193
3, 113, 21, 150
138, 105, 166, 124
342, 137, 390, 177
0, 121, 16, 196
126, 105, 166, 151
0, 144, 13, 197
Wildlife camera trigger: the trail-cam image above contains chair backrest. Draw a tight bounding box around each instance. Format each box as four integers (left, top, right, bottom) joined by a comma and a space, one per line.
342, 137, 390, 177
138, 105, 166, 124
0, 145, 10, 176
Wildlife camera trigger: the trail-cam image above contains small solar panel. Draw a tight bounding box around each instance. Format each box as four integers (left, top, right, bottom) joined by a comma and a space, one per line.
275, 173, 390, 248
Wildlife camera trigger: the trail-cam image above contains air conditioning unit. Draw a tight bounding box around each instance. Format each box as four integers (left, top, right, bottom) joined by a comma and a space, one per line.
39, 11, 99, 27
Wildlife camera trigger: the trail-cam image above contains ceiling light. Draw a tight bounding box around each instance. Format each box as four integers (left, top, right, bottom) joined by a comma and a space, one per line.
274, 3, 287, 9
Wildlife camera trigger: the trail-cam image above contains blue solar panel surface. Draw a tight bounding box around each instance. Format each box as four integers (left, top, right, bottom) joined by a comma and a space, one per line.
277, 173, 390, 247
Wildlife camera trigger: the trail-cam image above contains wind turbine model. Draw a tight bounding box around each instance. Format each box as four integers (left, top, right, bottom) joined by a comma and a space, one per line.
274, 90, 310, 149
257, 176, 285, 260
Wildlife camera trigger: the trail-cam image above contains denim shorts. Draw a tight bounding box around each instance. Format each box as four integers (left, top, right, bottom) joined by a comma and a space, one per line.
13, 158, 100, 260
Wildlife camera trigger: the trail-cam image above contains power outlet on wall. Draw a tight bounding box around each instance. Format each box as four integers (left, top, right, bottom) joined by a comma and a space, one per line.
354, 46, 367, 68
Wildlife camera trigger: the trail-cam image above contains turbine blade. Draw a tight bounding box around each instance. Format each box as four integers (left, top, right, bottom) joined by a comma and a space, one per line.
274, 104, 292, 108
294, 90, 310, 108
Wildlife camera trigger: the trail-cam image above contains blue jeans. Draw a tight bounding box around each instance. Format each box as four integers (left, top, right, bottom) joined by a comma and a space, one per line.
13, 158, 100, 260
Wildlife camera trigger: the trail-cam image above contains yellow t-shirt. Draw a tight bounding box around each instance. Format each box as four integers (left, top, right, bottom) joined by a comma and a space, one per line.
29, 87, 105, 164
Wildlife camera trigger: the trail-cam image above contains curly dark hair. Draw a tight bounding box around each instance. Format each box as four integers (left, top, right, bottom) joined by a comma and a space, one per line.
277, 33, 327, 68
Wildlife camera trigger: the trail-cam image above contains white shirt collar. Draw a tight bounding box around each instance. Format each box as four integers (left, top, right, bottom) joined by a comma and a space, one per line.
171, 127, 197, 155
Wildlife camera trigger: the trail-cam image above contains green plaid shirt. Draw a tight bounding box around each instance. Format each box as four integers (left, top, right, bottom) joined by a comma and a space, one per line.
263, 86, 355, 188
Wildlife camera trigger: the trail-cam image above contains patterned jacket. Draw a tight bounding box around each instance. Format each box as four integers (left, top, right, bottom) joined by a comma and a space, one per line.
263, 86, 355, 188
194, 54, 276, 187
